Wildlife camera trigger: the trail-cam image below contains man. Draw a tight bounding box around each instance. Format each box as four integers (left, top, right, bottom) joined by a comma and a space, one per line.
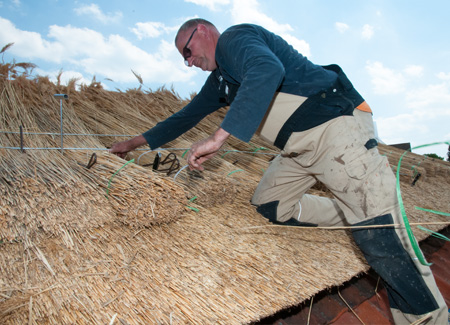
110, 18, 448, 324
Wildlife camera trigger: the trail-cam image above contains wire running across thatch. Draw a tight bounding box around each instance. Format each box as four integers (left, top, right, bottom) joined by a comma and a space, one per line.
0, 76, 188, 242
1, 61, 449, 324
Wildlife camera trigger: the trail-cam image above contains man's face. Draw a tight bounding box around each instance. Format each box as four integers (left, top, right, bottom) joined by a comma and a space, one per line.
177, 25, 217, 71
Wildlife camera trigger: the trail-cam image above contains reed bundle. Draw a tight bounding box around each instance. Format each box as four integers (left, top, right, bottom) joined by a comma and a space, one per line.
1, 60, 449, 323
71, 151, 188, 228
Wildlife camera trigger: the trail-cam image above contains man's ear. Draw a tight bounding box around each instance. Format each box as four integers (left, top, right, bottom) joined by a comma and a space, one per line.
197, 24, 208, 37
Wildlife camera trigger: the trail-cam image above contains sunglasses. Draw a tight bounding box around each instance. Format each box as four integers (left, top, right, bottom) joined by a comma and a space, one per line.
183, 28, 197, 66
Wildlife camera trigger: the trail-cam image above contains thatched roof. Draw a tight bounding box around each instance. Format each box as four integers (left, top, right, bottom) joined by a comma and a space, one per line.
1, 64, 449, 324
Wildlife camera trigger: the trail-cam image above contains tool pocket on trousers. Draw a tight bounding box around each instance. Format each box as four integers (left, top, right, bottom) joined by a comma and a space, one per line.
344, 150, 397, 218
344, 147, 383, 180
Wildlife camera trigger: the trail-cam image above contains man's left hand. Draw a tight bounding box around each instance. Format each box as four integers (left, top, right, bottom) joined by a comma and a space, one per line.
187, 128, 230, 171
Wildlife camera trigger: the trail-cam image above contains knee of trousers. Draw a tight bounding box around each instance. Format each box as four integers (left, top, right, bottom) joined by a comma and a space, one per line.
351, 213, 439, 315
254, 200, 317, 227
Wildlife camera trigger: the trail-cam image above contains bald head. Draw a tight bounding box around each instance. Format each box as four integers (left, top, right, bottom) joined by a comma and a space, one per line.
175, 18, 221, 71
175, 18, 218, 46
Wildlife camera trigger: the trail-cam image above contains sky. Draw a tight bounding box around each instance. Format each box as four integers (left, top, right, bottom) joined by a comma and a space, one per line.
1, 0, 449, 158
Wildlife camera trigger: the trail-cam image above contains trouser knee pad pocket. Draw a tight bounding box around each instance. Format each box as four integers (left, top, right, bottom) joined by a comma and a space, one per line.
255, 201, 317, 227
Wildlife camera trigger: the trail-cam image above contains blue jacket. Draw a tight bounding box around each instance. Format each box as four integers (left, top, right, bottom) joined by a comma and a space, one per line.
143, 24, 362, 149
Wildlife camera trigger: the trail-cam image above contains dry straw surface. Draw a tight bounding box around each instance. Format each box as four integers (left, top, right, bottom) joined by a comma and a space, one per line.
1, 62, 449, 324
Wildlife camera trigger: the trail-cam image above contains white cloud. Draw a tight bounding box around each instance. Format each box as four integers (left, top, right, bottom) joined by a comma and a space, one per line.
365, 61, 406, 95
131, 22, 176, 40
335, 22, 349, 34
375, 109, 449, 158
230, 0, 293, 34
375, 113, 429, 145
179, 0, 311, 56
366, 62, 449, 152
374, 73, 450, 156
47, 24, 106, 62
437, 72, 450, 80
229, 0, 311, 57
403, 65, 424, 77
279, 34, 311, 58
35, 67, 93, 89
49, 27, 192, 84
74, 4, 122, 24
0, 17, 194, 85
405, 82, 450, 115
185, 0, 231, 11
0, 17, 58, 61
361, 24, 374, 40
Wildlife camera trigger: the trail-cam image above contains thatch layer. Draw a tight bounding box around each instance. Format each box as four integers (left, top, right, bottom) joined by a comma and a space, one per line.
1, 62, 449, 323
1, 202, 369, 324
0, 75, 190, 241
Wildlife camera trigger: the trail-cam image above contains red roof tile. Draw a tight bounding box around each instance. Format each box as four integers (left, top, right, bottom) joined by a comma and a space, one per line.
258, 226, 449, 325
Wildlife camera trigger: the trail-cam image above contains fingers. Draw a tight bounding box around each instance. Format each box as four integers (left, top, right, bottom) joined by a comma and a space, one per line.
116, 152, 127, 159
187, 149, 204, 171
110, 150, 127, 159
109, 142, 128, 159
187, 131, 227, 170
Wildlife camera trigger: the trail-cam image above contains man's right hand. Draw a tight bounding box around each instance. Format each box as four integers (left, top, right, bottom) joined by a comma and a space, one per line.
109, 135, 147, 158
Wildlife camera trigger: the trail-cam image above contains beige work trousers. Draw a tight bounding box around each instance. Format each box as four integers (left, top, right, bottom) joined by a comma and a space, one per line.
251, 110, 448, 324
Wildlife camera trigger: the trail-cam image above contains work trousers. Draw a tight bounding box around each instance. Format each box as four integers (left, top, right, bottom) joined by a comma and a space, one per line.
251, 110, 448, 324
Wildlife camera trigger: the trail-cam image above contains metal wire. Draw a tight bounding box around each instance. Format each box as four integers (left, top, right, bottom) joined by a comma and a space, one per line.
0, 145, 278, 155
0, 146, 155, 151
0, 130, 279, 155
0, 130, 139, 137
0, 146, 114, 151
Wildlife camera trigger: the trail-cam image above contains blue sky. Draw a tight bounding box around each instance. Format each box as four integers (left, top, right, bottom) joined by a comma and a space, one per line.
1, 0, 449, 157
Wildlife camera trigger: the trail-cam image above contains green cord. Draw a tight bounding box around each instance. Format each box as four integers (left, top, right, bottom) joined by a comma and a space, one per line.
396, 151, 430, 266
396, 141, 450, 266
106, 159, 135, 198
221, 145, 269, 158
411, 141, 450, 150
227, 169, 243, 176
251, 146, 267, 153
415, 206, 450, 217
417, 226, 450, 242
186, 196, 199, 212
221, 150, 233, 158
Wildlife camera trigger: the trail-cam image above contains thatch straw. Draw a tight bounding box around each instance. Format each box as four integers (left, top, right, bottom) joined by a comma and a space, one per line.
0, 70, 193, 241
1, 58, 449, 324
